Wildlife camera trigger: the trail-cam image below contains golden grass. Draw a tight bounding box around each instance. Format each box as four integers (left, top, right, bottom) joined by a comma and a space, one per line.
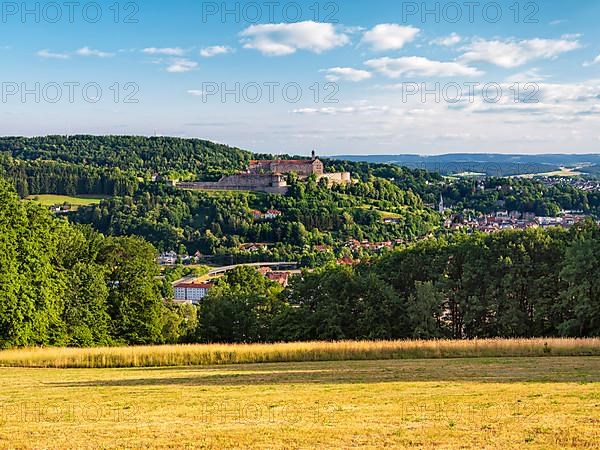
0, 357, 598, 449
1, 338, 598, 369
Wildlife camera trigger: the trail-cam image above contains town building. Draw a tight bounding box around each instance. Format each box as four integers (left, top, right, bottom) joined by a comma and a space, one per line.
266, 271, 291, 287
173, 281, 214, 304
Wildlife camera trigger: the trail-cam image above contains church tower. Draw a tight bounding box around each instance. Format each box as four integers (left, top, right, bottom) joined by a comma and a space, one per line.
439, 194, 445, 214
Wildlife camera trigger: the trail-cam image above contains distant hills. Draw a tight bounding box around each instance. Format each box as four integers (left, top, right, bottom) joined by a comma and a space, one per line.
334, 153, 600, 177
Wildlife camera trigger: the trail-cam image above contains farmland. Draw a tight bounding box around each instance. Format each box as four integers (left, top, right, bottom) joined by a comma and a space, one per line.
0, 356, 598, 449
25, 194, 107, 208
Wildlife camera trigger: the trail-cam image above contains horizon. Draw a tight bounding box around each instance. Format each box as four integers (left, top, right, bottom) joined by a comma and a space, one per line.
3, 134, 600, 157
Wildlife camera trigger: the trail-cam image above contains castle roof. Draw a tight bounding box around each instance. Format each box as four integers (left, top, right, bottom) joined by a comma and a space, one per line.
250, 159, 319, 165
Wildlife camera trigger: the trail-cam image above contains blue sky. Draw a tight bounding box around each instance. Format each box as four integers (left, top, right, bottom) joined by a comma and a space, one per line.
1, 0, 600, 155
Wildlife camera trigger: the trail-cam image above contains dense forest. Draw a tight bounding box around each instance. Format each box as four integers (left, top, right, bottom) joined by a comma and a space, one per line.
71, 175, 438, 263
2, 171, 598, 348
0, 179, 196, 348
0, 135, 599, 348
442, 177, 600, 216
0, 135, 250, 180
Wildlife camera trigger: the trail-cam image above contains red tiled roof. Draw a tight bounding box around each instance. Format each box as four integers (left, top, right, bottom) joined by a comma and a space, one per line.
250, 160, 317, 165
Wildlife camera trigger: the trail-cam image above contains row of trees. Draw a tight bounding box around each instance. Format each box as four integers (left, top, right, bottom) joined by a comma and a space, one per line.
0, 135, 250, 181
193, 223, 600, 342
0, 154, 138, 197
2, 170, 598, 348
0, 179, 194, 348
442, 177, 600, 217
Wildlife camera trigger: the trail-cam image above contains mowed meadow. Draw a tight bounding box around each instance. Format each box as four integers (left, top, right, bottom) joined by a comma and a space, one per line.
0, 356, 599, 449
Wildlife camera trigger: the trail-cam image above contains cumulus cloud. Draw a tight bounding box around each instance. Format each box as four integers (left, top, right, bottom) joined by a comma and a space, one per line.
239, 21, 349, 56
460, 37, 581, 68
75, 47, 115, 58
361, 24, 420, 51
365, 56, 483, 78
142, 47, 185, 56
166, 59, 198, 73
37, 49, 70, 59
200, 45, 233, 57
430, 33, 462, 47
322, 67, 372, 82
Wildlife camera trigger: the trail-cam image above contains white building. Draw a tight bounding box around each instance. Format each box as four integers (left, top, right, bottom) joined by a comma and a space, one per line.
159, 251, 178, 265
173, 282, 214, 305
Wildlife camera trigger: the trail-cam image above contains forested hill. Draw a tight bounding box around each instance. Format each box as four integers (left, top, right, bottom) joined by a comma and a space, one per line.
0, 135, 443, 199
0, 135, 251, 180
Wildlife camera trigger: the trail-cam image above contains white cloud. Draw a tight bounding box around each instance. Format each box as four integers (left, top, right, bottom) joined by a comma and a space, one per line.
505, 68, 548, 82
365, 56, 483, 78
322, 67, 372, 82
549, 19, 567, 26
37, 49, 70, 60
430, 33, 462, 47
142, 47, 185, 56
292, 105, 390, 115
187, 90, 204, 96
460, 37, 581, 68
200, 45, 233, 57
75, 47, 115, 58
361, 24, 420, 51
166, 59, 198, 73
583, 55, 600, 67
239, 21, 349, 56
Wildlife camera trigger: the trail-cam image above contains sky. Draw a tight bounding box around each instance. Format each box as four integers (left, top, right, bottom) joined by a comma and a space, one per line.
1, 0, 600, 155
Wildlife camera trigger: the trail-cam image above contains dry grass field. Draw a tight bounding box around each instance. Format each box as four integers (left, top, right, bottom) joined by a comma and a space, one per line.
0, 354, 599, 448
1, 338, 598, 369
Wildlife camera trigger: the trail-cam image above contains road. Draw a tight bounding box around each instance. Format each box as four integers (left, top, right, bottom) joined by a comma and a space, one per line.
173, 261, 299, 285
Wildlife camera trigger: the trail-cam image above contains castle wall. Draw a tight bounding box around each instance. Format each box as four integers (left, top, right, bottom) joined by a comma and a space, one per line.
317, 172, 352, 185
249, 159, 324, 177
178, 174, 289, 194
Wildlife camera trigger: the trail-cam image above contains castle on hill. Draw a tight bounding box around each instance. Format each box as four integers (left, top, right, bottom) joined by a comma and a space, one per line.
249, 151, 324, 178
177, 151, 351, 194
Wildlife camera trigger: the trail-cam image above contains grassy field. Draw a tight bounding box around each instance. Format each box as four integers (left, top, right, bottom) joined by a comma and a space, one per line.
515, 167, 583, 179
0, 339, 598, 369
25, 194, 107, 207
0, 357, 598, 449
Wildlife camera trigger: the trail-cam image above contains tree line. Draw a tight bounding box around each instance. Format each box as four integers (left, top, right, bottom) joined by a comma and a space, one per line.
0, 179, 194, 348
2, 176, 599, 348
195, 223, 600, 342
